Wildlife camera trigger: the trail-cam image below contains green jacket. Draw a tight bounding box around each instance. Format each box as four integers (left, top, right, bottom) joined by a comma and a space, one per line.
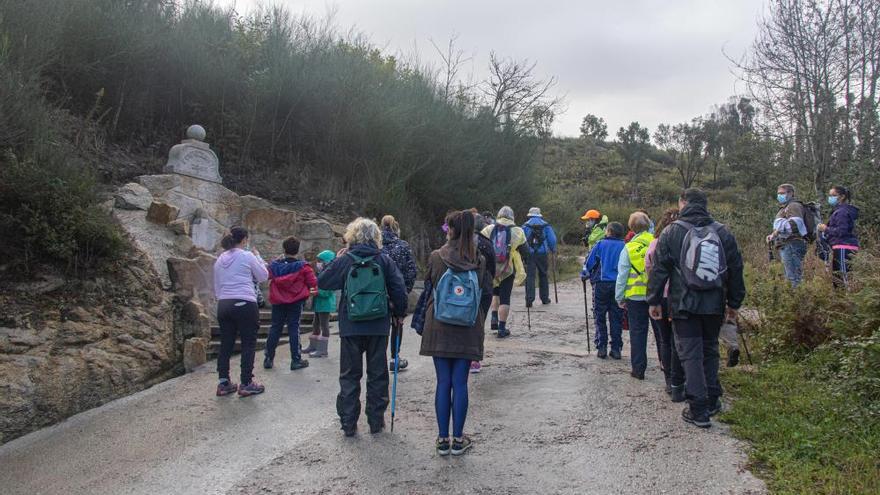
587, 215, 609, 251
312, 287, 337, 313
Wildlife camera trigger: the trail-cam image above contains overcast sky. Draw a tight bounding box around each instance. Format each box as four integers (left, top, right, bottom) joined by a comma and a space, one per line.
221, 0, 765, 137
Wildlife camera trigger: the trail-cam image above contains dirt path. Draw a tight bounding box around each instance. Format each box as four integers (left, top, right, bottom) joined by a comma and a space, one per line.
0, 280, 765, 495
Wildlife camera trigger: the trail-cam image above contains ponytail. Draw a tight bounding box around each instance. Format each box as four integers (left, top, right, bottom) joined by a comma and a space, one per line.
221, 226, 249, 250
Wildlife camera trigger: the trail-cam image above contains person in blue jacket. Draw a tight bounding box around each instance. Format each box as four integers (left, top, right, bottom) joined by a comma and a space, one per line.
818, 185, 859, 288
317, 218, 408, 437
582, 222, 627, 359
522, 207, 558, 307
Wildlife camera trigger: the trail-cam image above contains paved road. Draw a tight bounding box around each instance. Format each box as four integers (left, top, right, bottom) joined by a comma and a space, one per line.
0, 280, 765, 495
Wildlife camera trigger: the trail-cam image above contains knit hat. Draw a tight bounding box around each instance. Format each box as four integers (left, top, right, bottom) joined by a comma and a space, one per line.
317, 250, 336, 263
581, 209, 601, 221
527, 207, 542, 218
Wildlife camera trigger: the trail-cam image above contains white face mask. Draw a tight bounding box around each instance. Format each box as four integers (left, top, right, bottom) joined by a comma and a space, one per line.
316, 262, 324, 270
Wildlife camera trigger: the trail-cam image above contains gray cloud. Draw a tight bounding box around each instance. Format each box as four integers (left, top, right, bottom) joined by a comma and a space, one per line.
224, 0, 765, 137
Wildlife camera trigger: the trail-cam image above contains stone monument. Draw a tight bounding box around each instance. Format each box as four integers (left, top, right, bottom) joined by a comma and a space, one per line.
163, 125, 222, 183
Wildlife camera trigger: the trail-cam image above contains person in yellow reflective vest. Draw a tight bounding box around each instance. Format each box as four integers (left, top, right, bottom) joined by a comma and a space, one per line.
615, 211, 654, 380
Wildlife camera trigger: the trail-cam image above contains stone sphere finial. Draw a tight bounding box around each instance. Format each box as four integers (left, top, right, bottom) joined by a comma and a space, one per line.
186, 124, 206, 141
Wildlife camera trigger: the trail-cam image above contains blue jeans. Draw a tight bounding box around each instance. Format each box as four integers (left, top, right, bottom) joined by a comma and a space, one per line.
265, 301, 304, 362
433, 357, 471, 438
626, 300, 650, 375
593, 281, 623, 352
779, 240, 807, 287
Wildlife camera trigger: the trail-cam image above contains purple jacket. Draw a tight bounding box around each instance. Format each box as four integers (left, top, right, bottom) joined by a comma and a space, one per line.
213, 249, 269, 302
824, 204, 859, 248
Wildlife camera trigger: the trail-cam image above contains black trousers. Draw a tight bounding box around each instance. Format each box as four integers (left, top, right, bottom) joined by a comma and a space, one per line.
650, 299, 684, 387
217, 299, 259, 385
673, 314, 723, 413
338, 335, 390, 428
525, 253, 551, 304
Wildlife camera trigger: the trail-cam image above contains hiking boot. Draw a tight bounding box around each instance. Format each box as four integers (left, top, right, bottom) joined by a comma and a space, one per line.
342, 424, 357, 437
670, 385, 686, 403
470, 361, 482, 374
436, 438, 451, 456
541, 299, 552, 305
596, 348, 607, 359
310, 338, 329, 358
727, 349, 740, 368
216, 380, 238, 397
708, 396, 723, 416
681, 407, 711, 428
302, 336, 319, 354
290, 360, 309, 370
497, 329, 510, 339
369, 420, 385, 434
630, 370, 645, 380
609, 349, 622, 360
238, 380, 265, 397
390, 358, 409, 372
451, 436, 473, 456
263, 356, 273, 369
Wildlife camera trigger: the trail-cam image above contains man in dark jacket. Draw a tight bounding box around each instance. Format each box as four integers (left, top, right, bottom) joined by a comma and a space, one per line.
318, 218, 408, 436
380, 218, 418, 371
522, 207, 558, 307
647, 188, 745, 428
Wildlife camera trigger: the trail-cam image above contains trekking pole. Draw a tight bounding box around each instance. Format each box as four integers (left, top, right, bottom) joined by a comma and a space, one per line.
552, 252, 559, 304
526, 302, 532, 332
739, 329, 753, 366
582, 279, 591, 353
390, 319, 402, 432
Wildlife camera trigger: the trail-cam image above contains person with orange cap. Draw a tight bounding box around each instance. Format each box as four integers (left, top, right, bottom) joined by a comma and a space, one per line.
581, 210, 609, 252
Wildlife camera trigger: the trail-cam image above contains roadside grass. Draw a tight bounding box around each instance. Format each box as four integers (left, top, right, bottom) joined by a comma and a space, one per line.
555, 244, 586, 281
720, 359, 880, 495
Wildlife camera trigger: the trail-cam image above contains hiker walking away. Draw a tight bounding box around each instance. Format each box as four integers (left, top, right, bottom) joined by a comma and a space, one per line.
647, 188, 746, 428
302, 250, 337, 358
581, 209, 608, 251
645, 208, 685, 401
420, 211, 487, 456
263, 236, 317, 371
818, 186, 859, 289
616, 212, 654, 380
481, 206, 528, 338
317, 218, 408, 436
213, 227, 269, 397
470, 212, 497, 373
522, 207, 558, 307
768, 183, 810, 287
582, 222, 626, 359
380, 215, 418, 370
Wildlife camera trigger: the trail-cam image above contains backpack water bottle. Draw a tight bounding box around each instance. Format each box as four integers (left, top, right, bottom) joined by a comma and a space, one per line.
673, 220, 728, 290
433, 268, 481, 327
345, 253, 389, 321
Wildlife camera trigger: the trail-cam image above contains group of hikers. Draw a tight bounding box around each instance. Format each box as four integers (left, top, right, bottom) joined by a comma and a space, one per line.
209, 182, 860, 454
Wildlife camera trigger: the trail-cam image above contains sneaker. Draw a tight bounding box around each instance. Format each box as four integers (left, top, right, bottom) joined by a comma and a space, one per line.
670, 385, 686, 403
727, 349, 740, 368
389, 358, 409, 372
682, 407, 711, 428
609, 349, 622, 360
216, 380, 238, 396
436, 438, 451, 456
596, 348, 607, 359
290, 360, 309, 370
497, 329, 510, 339
630, 370, 645, 380
708, 397, 723, 416
451, 436, 473, 456
541, 299, 552, 305
263, 356, 273, 369
238, 380, 265, 397
342, 425, 357, 437
369, 420, 385, 434
470, 361, 482, 374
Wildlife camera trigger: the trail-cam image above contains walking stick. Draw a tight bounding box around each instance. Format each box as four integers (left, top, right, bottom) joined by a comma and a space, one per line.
739, 331, 753, 366
390, 319, 402, 432
582, 279, 591, 353
552, 252, 559, 304
526, 302, 531, 332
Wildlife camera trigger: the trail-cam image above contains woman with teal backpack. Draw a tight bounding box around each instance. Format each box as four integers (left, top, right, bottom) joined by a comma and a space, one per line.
303, 250, 337, 358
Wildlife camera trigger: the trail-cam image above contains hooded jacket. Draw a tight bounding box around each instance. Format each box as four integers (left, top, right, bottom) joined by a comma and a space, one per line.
522, 217, 558, 255
312, 250, 338, 313
585, 215, 609, 250
646, 203, 746, 318
482, 218, 528, 287
584, 237, 625, 283
419, 239, 487, 361
268, 258, 317, 305
213, 249, 269, 302
317, 243, 408, 337
824, 203, 859, 248
381, 229, 418, 293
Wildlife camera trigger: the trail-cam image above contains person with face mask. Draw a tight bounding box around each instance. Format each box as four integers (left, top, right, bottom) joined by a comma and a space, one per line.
581, 210, 608, 251
767, 183, 808, 287
818, 186, 859, 288
303, 250, 337, 357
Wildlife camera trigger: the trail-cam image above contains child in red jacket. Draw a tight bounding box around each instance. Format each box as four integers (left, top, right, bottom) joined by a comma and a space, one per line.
263, 237, 318, 370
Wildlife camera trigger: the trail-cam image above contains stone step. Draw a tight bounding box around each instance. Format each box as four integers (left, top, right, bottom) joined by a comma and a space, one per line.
207, 336, 290, 357
210, 312, 337, 338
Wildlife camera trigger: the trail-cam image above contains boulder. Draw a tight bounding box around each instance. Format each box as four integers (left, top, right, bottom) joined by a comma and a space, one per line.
191, 214, 226, 251
244, 207, 298, 238
136, 174, 181, 197
167, 253, 216, 299
297, 219, 334, 240
183, 338, 207, 372
168, 218, 191, 236
114, 183, 153, 211
146, 201, 179, 225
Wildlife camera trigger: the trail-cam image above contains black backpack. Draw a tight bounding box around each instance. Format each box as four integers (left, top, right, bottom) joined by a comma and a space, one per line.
526, 224, 547, 251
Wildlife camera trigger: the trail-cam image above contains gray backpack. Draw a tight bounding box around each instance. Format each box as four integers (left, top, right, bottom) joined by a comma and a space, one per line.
673, 220, 727, 290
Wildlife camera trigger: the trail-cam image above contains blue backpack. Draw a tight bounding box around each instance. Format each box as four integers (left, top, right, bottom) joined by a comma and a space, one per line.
433, 268, 482, 327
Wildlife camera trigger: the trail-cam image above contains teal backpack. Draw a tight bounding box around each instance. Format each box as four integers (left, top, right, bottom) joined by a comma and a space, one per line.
433, 267, 481, 327
345, 253, 389, 321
